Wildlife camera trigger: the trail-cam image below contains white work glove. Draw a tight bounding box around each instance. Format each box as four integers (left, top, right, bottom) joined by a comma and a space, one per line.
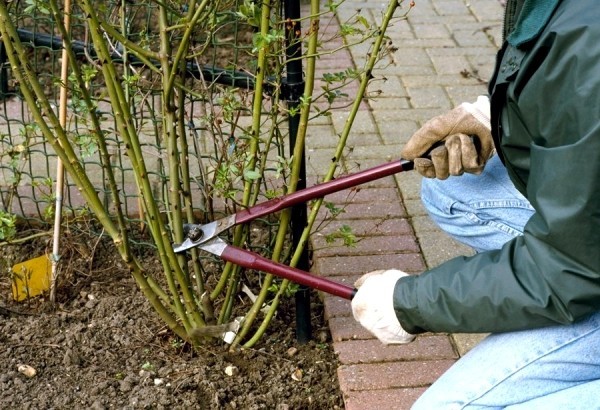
351, 269, 416, 345
402, 95, 494, 179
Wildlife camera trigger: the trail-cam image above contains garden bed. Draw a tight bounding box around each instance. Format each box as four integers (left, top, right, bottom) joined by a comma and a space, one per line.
0, 231, 344, 409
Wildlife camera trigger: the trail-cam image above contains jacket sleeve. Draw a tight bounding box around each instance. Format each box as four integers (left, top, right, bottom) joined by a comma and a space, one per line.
393, 3, 600, 335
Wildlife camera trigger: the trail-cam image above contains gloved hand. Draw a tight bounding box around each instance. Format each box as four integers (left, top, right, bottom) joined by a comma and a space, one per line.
402, 95, 494, 179
351, 269, 416, 345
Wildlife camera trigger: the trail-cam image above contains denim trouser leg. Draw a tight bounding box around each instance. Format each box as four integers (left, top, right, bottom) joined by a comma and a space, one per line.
420, 155, 534, 253
412, 155, 600, 408
412, 312, 600, 409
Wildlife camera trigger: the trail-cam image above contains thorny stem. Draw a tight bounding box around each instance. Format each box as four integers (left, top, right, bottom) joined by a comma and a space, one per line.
156, 0, 200, 319
178, 81, 206, 297
0, 1, 189, 340
97, 20, 162, 66
164, 0, 211, 102
210, 0, 273, 307
80, 0, 205, 331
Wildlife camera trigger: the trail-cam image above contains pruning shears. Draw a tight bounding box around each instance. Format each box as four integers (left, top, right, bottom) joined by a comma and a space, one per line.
173, 159, 415, 300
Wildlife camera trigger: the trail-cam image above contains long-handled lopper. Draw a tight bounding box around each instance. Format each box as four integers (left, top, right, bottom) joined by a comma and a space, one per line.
173, 158, 416, 300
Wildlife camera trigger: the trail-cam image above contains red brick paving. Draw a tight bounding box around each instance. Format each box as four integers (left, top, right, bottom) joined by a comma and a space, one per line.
333, 336, 457, 364
337, 360, 456, 392
316, 253, 426, 276
343, 388, 429, 410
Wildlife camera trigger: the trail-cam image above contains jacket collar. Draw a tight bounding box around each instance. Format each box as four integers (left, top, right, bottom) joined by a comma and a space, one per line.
507, 0, 561, 47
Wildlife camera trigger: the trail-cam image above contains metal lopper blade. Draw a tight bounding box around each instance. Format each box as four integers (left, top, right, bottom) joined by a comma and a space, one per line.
173, 216, 236, 253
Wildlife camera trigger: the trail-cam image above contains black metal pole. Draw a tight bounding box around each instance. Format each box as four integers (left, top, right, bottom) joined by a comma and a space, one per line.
284, 0, 311, 343
0, 43, 8, 99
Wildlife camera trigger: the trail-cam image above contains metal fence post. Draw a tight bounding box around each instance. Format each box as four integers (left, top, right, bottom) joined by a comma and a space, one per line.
284, 0, 311, 343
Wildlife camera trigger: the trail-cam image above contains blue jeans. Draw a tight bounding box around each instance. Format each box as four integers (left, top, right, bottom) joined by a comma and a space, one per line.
412, 155, 600, 409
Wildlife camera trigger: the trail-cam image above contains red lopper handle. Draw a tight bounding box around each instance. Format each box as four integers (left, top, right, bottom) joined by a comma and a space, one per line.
234, 159, 414, 225
220, 244, 357, 300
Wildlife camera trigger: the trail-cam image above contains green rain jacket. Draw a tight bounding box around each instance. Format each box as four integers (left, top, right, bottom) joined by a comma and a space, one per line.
394, 0, 600, 334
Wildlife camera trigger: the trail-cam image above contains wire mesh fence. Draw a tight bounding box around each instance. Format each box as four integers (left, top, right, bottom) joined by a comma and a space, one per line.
0, 0, 268, 231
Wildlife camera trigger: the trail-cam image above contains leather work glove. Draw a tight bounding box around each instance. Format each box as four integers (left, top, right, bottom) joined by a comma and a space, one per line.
402, 95, 494, 179
351, 269, 416, 345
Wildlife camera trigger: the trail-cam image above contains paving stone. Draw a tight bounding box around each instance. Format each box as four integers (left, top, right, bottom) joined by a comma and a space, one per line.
315, 252, 425, 276
306, 124, 340, 149
368, 97, 411, 111
312, 234, 419, 257
341, 132, 386, 147
415, 230, 475, 269
466, 55, 498, 83
368, 64, 437, 76
328, 315, 374, 342
452, 333, 488, 356
386, 47, 433, 66
452, 28, 496, 47
379, 35, 457, 49
467, 0, 506, 22
394, 171, 423, 200
403, 199, 428, 218
433, 0, 476, 17
347, 144, 405, 160
406, 13, 477, 26
338, 359, 456, 391
306, 149, 341, 175
331, 110, 377, 135
412, 23, 452, 40
316, 200, 407, 221
344, 387, 428, 410
316, 218, 414, 238
407, 85, 453, 109
318, 183, 399, 203
445, 84, 490, 106
319, 273, 361, 286
323, 293, 354, 319
334, 335, 458, 365
400, 73, 488, 87
425, 43, 498, 56
410, 215, 440, 233
368, 75, 409, 98
378, 107, 448, 124
344, 144, 403, 163
370, 115, 419, 144
429, 54, 472, 76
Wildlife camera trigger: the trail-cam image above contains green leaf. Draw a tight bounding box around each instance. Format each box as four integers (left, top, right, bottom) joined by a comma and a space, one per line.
356, 15, 370, 30
324, 201, 345, 217
244, 169, 261, 180
324, 224, 357, 247
0, 211, 17, 241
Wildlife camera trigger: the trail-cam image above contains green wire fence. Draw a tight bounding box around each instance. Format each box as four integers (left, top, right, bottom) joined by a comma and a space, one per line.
0, 0, 411, 347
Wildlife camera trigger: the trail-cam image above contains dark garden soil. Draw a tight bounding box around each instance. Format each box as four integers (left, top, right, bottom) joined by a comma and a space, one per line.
0, 231, 344, 409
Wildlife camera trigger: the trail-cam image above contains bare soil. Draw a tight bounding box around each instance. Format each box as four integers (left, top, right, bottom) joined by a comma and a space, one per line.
0, 232, 344, 409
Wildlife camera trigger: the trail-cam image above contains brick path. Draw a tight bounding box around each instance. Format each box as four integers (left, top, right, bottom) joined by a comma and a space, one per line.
306, 1, 505, 408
